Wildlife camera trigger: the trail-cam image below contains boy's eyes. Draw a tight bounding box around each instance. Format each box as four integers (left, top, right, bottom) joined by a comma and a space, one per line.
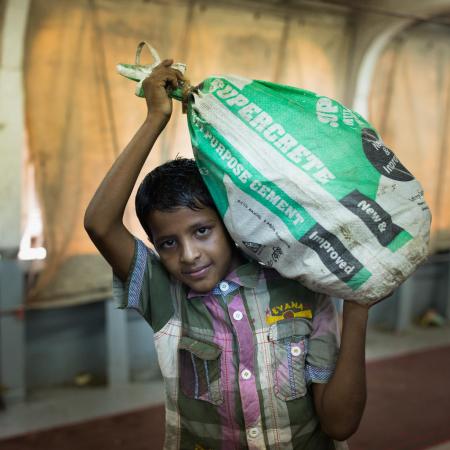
159, 239, 176, 249
158, 226, 212, 250
196, 226, 212, 236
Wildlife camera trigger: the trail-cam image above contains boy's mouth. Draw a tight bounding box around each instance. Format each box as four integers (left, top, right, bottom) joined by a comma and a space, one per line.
182, 263, 212, 279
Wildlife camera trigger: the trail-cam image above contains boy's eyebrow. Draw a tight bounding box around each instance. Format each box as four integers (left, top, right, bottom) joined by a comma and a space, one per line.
154, 233, 176, 245
188, 218, 217, 231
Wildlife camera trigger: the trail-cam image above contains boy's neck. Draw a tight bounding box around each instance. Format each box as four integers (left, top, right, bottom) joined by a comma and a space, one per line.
226, 248, 248, 277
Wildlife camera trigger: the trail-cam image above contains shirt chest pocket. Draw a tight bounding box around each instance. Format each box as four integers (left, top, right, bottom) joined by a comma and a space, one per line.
268, 319, 312, 401
178, 336, 224, 406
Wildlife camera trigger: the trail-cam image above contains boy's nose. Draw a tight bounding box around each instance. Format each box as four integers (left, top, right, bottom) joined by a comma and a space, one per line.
180, 241, 201, 263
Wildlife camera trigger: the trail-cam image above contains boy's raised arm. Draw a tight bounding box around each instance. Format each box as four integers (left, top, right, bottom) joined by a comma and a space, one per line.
84, 60, 183, 281
312, 301, 369, 441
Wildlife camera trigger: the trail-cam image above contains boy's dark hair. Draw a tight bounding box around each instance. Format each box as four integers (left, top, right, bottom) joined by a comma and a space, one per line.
135, 158, 217, 240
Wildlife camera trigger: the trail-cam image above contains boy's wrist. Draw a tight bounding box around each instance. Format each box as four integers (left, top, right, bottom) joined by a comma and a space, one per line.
144, 111, 170, 130
342, 300, 369, 321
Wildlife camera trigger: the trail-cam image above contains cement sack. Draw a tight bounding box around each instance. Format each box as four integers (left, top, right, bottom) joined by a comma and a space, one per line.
118, 45, 432, 304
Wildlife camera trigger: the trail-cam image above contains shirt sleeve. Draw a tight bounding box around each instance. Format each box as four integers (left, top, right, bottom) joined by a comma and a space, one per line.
112, 238, 174, 331
305, 294, 340, 384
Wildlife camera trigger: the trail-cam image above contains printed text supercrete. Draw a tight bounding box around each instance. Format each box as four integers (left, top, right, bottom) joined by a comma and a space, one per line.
209, 81, 336, 185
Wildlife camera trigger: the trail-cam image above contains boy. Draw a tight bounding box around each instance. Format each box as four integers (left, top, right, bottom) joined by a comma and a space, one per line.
84, 60, 370, 449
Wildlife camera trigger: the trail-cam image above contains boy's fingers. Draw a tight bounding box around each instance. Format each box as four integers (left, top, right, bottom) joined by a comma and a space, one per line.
173, 69, 185, 81
153, 70, 184, 85
153, 60, 183, 76
158, 60, 184, 78
144, 72, 178, 91
166, 74, 179, 89
146, 59, 184, 89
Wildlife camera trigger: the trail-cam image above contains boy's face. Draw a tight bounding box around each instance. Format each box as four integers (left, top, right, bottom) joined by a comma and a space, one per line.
147, 206, 243, 293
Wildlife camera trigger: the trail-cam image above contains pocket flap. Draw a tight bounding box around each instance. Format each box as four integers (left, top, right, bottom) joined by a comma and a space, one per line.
269, 318, 312, 341
179, 336, 222, 360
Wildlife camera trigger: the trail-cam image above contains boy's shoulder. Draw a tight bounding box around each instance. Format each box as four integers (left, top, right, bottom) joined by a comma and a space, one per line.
235, 258, 321, 303
262, 265, 318, 294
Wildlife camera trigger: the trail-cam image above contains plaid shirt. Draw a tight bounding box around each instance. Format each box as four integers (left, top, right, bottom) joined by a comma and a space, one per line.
114, 239, 343, 450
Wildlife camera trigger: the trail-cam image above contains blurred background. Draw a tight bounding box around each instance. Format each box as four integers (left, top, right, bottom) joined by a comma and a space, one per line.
0, 0, 449, 449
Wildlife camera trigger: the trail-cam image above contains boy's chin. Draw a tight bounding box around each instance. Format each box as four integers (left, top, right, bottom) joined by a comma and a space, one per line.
185, 278, 217, 294
182, 271, 224, 294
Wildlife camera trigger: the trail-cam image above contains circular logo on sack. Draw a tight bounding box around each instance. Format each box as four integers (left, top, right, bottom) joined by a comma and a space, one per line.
361, 128, 413, 181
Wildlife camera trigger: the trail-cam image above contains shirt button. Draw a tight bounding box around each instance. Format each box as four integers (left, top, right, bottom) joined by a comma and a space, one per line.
291, 345, 302, 356
233, 310, 243, 321
248, 427, 259, 438
241, 369, 252, 380
219, 281, 229, 292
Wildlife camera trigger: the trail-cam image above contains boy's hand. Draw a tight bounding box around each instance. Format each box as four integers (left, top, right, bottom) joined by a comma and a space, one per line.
142, 59, 184, 122
343, 289, 394, 309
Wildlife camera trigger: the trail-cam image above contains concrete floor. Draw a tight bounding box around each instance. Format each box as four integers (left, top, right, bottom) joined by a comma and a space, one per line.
1, 323, 450, 448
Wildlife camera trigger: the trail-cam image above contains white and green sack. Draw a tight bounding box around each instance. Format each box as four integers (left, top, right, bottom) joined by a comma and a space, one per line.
118, 46, 431, 304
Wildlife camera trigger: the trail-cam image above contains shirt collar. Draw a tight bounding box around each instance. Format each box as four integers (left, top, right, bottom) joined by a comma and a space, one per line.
187, 259, 261, 299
